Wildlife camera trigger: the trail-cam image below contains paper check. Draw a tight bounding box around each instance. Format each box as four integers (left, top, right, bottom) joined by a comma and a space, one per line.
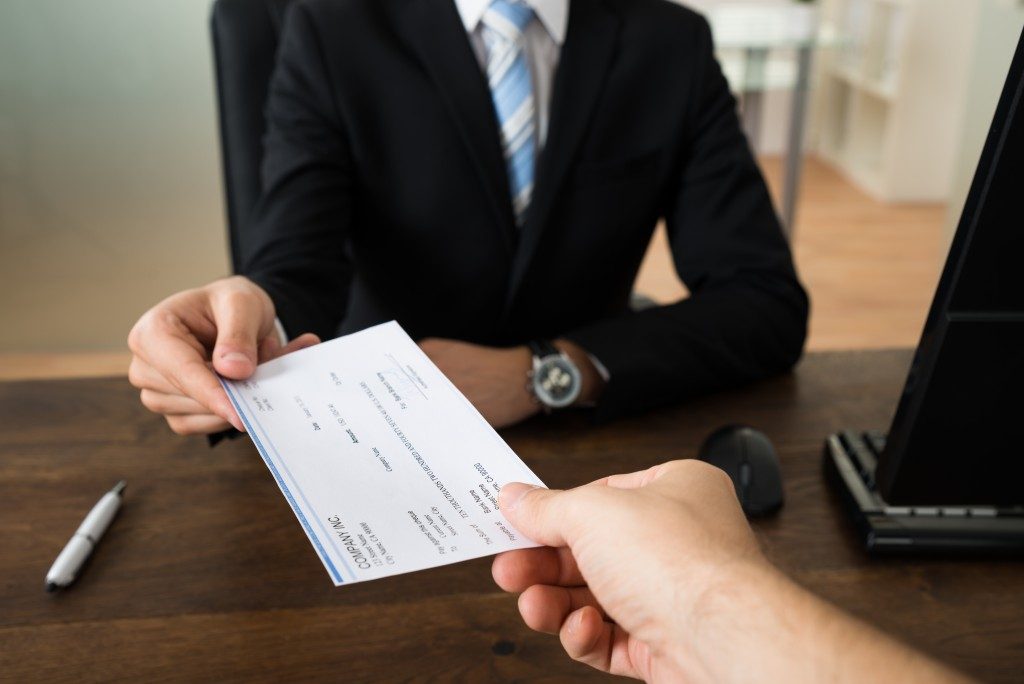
221, 321, 545, 586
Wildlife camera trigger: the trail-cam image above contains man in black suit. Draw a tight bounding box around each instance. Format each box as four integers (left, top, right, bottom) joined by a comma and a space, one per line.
128, 0, 808, 435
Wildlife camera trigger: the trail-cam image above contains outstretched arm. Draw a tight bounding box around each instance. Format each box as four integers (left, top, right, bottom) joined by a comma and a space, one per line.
493, 461, 970, 683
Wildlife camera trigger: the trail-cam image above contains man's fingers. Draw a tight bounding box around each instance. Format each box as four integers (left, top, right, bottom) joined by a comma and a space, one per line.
492, 546, 584, 592
272, 333, 321, 360
257, 333, 282, 363
560, 606, 606, 664
499, 483, 575, 547
583, 462, 677, 491
560, 607, 615, 672
560, 608, 644, 680
258, 332, 320, 363
129, 357, 180, 395
132, 360, 236, 429
209, 290, 270, 380
128, 304, 243, 430
140, 389, 212, 416
174, 357, 243, 431
518, 584, 607, 634
604, 462, 673, 490
151, 336, 242, 431
166, 413, 232, 436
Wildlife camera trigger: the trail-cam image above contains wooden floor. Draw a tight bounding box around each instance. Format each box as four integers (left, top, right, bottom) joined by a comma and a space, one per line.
0, 155, 945, 381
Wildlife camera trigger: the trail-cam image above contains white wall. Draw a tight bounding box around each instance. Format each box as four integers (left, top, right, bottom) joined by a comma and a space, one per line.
945, 0, 1024, 244
0, 0, 230, 351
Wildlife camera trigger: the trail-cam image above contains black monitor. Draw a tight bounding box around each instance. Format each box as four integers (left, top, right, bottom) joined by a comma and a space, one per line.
879, 28, 1024, 506
825, 27, 1024, 553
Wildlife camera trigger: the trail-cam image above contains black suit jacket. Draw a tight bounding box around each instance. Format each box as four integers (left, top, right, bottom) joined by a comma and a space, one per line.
242, 0, 809, 421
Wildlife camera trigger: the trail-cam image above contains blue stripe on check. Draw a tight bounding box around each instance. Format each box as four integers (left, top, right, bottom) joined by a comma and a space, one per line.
221, 380, 356, 584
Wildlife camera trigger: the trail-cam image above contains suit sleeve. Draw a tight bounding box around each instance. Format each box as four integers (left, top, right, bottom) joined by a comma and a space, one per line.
563, 16, 809, 422
239, 2, 354, 341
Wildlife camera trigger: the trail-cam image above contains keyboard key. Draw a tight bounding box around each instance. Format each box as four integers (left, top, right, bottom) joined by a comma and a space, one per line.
842, 431, 877, 487
865, 430, 886, 455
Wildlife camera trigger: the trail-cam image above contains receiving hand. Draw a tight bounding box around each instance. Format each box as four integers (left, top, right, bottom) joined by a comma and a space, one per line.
493, 461, 971, 684
127, 276, 320, 435
492, 460, 761, 682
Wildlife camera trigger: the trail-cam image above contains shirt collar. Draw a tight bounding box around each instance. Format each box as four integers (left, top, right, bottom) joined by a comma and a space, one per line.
453, 0, 569, 44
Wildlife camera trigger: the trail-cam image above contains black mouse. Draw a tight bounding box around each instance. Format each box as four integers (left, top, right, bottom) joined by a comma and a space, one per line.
698, 425, 784, 517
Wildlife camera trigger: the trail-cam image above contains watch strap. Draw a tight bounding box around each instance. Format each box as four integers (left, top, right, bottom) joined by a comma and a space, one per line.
528, 339, 560, 359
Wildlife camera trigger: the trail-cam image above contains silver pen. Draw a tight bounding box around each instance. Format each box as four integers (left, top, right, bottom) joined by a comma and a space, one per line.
45, 480, 126, 592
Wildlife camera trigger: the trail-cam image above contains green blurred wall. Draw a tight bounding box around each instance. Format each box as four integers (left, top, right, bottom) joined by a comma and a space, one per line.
0, 0, 230, 351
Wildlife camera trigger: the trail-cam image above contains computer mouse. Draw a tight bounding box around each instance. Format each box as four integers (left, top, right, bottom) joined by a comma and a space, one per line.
697, 425, 784, 517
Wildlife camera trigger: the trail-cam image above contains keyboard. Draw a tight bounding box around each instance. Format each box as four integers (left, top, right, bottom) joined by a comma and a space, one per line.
831, 431, 1023, 521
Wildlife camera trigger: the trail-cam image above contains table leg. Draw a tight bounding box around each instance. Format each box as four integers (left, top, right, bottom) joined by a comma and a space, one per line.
741, 47, 769, 150
782, 45, 815, 238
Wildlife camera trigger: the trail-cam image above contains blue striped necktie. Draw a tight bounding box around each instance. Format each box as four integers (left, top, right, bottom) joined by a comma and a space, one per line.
481, 0, 536, 227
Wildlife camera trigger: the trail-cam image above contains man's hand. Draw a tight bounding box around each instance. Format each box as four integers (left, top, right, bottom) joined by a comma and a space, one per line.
127, 276, 320, 435
493, 461, 969, 684
493, 460, 759, 681
419, 338, 538, 428
419, 338, 605, 429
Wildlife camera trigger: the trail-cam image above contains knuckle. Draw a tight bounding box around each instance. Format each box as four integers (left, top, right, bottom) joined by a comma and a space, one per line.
127, 310, 158, 352
220, 289, 254, 312
661, 459, 696, 478
166, 417, 189, 435
156, 309, 186, 335
126, 325, 140, 352
219, 275, 252, 292
691, 459, 735, 491
699, 458, 730, 481
218, 329, 252, 347
135, 308, 184, 346
139, 389, 157, 411
530, 489, 570, 526
127, 359, 144, 387
674, 458, 710, 476
185, 364, 220, 397
213, 280, 268, 317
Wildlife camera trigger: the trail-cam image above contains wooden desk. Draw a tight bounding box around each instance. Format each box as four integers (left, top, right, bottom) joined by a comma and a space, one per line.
1, 350, 1021, 682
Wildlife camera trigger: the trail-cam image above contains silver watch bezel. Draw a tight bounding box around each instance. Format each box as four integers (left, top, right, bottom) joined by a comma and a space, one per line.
530, 352, 582, 409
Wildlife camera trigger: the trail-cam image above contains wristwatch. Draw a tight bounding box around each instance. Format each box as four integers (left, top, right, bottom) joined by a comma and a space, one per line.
527, 340, 582, 411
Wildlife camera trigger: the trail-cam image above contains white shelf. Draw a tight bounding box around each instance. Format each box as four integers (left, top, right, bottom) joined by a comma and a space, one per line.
810, 0, 980, 202
828, 64, 897, 102
706, 3, 819, 49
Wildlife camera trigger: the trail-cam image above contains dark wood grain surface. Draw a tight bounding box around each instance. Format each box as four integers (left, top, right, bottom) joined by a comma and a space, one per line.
1, 350, 1021, 682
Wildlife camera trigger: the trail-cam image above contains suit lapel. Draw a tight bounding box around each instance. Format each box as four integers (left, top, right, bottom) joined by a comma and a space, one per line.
504, 0, 621, 311
394, 0, 517, 253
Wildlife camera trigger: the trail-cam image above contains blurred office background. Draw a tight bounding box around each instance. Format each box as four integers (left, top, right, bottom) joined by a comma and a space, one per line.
2, 0, 1023, 375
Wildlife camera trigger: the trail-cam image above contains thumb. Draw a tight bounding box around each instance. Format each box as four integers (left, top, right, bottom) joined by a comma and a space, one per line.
210, 294, 269, 380
499, 483, 573, 548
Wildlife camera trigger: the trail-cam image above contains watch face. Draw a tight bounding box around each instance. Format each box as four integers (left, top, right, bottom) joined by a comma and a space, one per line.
533, 356, 582, 408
